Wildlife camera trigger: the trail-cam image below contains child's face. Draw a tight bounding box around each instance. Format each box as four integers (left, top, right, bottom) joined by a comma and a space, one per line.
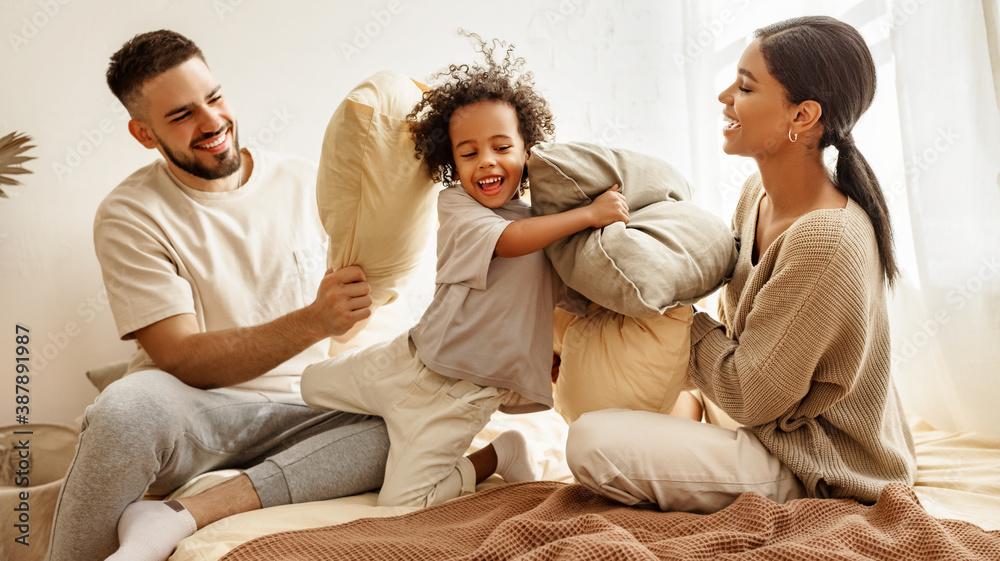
449, 100, 528, 208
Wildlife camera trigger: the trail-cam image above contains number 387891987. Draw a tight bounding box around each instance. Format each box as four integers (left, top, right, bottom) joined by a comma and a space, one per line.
14, 324, 30, 423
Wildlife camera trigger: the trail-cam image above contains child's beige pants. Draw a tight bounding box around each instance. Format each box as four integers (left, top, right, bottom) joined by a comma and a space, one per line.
302, 331, 509, 507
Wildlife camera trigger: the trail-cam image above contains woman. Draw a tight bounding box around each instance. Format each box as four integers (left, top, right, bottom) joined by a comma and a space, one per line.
565, 16, 917, 513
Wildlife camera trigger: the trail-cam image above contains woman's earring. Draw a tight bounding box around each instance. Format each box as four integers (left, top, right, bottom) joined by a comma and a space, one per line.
788, 129, 798, 143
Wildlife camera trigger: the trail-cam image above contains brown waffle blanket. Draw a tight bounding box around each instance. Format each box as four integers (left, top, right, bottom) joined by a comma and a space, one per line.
221, 481, 1000, 560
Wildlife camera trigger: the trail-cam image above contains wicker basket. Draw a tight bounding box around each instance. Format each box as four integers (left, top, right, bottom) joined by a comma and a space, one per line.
0, 423, 79, 561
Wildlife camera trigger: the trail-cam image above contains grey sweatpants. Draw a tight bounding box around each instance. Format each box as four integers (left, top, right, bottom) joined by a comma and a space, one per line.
44, 369, 389, 561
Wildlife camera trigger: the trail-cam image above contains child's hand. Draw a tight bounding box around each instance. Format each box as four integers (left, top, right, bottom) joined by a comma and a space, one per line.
588, 184, 629, 228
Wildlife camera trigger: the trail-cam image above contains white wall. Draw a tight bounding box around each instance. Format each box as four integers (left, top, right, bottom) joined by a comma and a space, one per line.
6, 0, 985, 434
0, 0, 693, 426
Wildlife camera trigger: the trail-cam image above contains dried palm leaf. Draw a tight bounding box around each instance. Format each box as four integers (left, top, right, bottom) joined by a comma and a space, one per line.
0, 131, 37, 198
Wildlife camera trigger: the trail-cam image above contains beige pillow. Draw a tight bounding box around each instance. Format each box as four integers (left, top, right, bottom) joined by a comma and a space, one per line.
553, 304, 693, 424
317, 71, 439, 309
86, 359, 129, 392
527, 142, 737, 317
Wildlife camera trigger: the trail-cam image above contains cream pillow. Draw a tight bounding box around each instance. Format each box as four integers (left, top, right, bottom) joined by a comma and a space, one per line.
527, 142, 737, 317
553, 304, 693, 424
316, 71, 439, 309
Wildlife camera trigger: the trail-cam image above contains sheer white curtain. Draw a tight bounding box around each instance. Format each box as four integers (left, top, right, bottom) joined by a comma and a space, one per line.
671, 0, 1000, 437
885, 0, 1000, 437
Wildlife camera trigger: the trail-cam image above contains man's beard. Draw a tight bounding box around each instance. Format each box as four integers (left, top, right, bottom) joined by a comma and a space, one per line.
157, 122, 242, 180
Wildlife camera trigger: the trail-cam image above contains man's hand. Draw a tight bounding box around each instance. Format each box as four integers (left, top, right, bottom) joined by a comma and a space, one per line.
307, 266, 373, 337
587, 184, 629, 228
133, 265, 374, 389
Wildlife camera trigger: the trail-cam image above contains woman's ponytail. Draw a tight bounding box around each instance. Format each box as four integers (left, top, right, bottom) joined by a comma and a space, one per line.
834, 135, 899, 287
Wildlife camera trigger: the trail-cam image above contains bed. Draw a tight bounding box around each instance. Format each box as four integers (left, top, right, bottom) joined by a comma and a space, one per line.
154, 271, 1000, 560
160, 403, 1000, 560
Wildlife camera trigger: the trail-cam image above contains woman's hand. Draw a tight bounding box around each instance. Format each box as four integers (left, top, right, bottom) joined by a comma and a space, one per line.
588, 184, 629, 228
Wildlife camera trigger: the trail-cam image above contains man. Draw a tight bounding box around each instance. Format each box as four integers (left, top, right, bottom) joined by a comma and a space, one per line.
46, 30, 390, 561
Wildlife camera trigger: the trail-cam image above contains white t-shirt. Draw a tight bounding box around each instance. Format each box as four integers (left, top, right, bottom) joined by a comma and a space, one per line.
410, 186, 555, 413
93, 148, 329, 394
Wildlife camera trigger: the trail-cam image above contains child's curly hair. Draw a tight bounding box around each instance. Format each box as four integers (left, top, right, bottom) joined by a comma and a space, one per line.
408, 30, 555, 189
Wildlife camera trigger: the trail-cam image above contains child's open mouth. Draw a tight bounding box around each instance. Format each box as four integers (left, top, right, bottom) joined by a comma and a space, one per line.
478, 176, 504, 196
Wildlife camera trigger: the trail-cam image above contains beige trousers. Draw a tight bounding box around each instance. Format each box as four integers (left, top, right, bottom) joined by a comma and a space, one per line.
566, 409, 807, 513
301, 332, 508, 508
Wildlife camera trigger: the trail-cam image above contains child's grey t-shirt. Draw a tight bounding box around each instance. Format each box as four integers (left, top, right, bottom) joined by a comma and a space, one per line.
410, 186, 555, 413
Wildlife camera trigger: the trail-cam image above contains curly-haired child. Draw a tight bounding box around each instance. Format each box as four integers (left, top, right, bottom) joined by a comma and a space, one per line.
301, 33, 628, 508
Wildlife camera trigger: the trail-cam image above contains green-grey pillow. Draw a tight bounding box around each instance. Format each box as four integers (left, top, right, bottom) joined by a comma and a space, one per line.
527, 141, 737, 317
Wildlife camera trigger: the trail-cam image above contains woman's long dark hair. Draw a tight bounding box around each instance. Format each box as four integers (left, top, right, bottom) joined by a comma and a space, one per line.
756, 16, 899, 288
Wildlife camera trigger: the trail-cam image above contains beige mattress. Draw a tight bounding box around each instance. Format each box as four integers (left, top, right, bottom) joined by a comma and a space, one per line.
167, 412, 1000, 561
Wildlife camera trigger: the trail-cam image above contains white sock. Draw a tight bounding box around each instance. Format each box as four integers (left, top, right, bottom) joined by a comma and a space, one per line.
106, 499, 197, 561
492, 430, 537, 483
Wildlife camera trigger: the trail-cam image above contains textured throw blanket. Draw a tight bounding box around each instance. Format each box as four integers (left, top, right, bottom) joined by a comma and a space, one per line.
222, 481, 1000, 560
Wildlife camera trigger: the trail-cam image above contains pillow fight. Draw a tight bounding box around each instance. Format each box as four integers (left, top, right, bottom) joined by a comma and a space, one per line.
43, 18, 916, 561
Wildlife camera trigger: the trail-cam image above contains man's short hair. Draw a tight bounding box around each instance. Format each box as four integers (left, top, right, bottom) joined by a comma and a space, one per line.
107, 29, 206, 118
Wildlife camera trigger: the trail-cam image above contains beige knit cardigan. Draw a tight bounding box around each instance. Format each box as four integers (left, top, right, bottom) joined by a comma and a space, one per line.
689, 173, 917, 503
